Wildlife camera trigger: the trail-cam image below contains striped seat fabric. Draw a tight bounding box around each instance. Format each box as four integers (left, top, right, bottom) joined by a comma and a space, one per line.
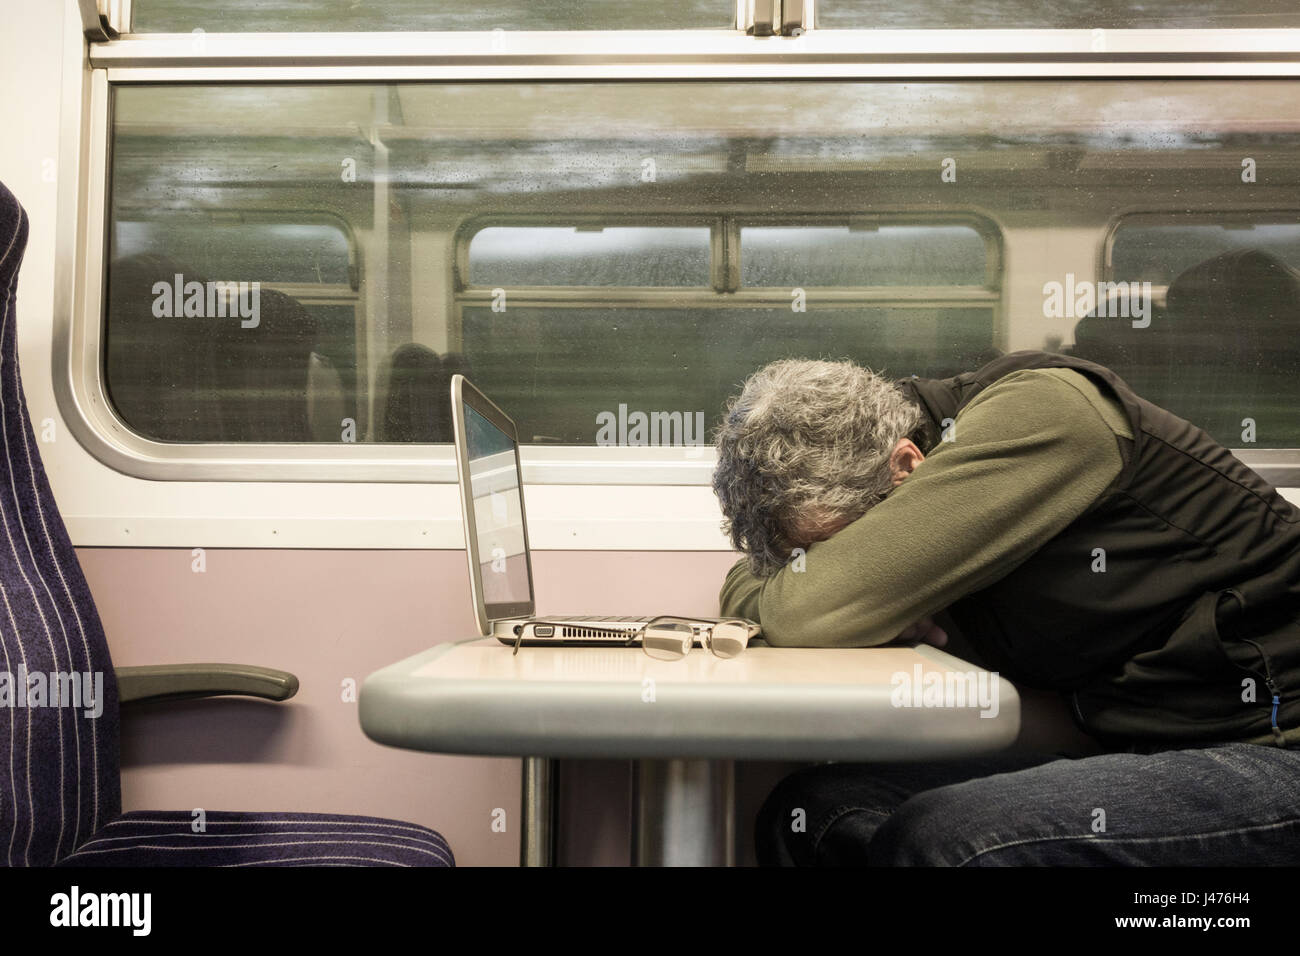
57, 811, 453, 867
0, 180, 452, 867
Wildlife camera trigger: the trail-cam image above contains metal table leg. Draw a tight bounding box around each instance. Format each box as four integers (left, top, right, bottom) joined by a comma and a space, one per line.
631, 758, 735, 866
520, 756, 557, 867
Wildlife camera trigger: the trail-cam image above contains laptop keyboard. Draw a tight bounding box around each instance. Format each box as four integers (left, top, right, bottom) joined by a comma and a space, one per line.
546, 615, 647, 622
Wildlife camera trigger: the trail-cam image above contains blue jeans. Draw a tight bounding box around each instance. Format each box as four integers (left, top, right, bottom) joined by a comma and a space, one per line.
754, 743, 1300, 865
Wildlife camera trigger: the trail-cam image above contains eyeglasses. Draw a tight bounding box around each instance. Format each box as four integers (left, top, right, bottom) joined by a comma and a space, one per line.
510, 615, 753, 660
630, 615, 752, 661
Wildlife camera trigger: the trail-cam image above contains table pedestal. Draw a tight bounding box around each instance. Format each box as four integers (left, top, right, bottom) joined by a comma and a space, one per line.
520, 756, 557, 866
631, 758, 735, 866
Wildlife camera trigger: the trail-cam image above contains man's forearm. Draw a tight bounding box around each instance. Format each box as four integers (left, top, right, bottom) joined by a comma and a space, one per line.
719, 557, 765, 622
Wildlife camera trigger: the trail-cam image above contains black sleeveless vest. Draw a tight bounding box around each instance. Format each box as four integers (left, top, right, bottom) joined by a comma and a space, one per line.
897, 350, 1300, 750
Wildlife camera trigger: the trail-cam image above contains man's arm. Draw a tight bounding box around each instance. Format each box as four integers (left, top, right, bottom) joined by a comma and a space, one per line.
720, 557, 764, 621
718, 369, 1127, 646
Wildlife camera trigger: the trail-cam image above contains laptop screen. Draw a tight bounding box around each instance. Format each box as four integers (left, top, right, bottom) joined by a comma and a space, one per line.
462, 403, 532, 608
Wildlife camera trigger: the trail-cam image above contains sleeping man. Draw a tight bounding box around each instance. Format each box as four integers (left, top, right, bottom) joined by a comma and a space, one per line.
714, 350, 1300, 865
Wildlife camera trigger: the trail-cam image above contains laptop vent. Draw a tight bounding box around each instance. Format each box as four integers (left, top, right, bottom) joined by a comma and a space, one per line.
561, 626, 631, 640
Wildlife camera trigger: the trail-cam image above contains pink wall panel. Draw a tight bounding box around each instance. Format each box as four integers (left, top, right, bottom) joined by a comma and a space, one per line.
75, 547, 743, 866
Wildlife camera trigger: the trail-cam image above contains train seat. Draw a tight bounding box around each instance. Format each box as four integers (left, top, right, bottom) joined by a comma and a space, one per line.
56, 811, 452, 867
0, 181, 454, 867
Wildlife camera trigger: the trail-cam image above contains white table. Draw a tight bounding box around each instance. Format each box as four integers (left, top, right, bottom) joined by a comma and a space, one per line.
360, 637, 1020, 865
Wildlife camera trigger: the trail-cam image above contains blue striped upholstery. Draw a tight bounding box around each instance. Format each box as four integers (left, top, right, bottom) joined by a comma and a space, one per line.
0, 181, 452, 867
0, 182, 120, 866
57, 811, 453, 867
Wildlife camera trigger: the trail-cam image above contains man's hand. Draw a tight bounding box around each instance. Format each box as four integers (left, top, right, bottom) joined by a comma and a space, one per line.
893, 615, 948, 648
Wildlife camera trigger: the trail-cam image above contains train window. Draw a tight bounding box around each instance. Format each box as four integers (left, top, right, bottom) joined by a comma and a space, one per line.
457, 217, 999, 443
467, 226, 712, 287
1108, 214, 1300, 288
127, 0, 1300, 32
93, 78, 1300, 470
103, 82, 1007, 448
1085, 212, 1300, 448
105, 214, 359, 443
129, 0, 732, 32
739, 224, 991, 287
112, 219, 354, 286
461, 306, 996, 445
816, 1, 1300, 29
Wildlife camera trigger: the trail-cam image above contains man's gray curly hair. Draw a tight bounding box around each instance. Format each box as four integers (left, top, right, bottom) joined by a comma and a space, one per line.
712, 358, 924, 578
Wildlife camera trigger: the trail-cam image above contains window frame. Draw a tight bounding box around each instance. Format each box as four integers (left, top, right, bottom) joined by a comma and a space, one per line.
55, 26, 1300, 487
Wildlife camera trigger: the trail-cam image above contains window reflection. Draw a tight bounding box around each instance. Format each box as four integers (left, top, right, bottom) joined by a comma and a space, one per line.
105, 81, 1300, 447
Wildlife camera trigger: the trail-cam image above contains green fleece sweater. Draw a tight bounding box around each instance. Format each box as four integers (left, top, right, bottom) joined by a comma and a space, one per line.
719, 367, 1133, 645
719, 366, 1298, 749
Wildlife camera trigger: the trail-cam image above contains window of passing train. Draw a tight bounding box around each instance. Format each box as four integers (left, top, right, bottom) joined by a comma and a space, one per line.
1095, 213, 1300, 447
129, 0, 730, 32
1109, 215, 1300, 288
816, 0, 1300, 29
103, 81, 1300, 453
127, 0, 1300, 32
467, 227, 712, 287
458, 219, 998, 443
739, 225, 991, 287
105, 213, 359, 443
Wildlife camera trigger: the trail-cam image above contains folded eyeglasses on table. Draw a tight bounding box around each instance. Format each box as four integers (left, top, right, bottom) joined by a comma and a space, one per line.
511, 615, 759, 660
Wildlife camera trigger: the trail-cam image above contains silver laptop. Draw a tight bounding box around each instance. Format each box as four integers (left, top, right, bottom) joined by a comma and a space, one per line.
447, 374, 759, 650
450, 374, 662, 647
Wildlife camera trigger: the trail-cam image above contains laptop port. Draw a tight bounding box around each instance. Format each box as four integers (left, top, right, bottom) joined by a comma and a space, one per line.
534, 625, 555, 638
